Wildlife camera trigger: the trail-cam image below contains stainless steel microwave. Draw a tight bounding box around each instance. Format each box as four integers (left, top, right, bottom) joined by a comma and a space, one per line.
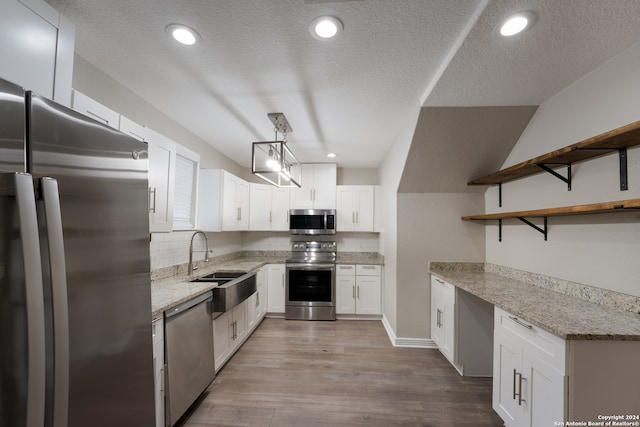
289, 209, 336, 235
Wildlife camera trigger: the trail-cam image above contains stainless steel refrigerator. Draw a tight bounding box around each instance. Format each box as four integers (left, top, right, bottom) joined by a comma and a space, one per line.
0, 78, 156, 426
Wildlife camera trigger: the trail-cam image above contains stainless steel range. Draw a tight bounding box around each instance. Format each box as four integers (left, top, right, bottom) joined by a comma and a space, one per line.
285, 241, 337, 320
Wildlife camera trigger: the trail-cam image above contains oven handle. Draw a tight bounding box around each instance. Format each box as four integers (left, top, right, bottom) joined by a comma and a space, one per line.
286, 263, 336, 270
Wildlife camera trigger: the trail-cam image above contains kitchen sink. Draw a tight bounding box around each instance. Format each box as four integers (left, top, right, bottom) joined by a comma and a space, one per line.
190, 271, 245, 283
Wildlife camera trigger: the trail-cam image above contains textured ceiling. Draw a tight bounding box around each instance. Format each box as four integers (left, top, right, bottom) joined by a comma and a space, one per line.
44, 0, 640, 168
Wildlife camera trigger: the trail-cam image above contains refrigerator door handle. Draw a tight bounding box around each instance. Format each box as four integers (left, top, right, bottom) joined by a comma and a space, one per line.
39, 177, 69, 427
14, 173, 47, 427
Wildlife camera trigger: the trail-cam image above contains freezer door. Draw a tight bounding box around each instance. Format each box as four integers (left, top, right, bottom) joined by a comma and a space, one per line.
28, 93, 156, 426
0, 78, 26, 173
0, 173, 46, 427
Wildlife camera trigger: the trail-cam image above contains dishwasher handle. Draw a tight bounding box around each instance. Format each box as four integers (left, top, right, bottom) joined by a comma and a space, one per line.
165, 292, 212, 319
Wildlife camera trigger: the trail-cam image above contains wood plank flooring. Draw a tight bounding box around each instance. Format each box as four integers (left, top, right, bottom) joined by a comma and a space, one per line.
178, 318, 504, 427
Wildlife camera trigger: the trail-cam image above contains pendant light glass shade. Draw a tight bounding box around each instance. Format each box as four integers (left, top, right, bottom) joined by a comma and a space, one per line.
252, 141, 302, 188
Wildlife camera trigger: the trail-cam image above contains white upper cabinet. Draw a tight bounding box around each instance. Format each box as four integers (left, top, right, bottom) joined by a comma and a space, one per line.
0, 0, 75, 106
336, 185, 376, 232
147, 129, 176, 233
71, 89, 120, 128
249, 184, 290, 231
198, 170, 250, 231
290, 164, 336, 209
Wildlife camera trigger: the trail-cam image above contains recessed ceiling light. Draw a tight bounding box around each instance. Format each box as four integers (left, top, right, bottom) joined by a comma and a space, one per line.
500, 11, 536, 37
309, 16, 343, 40
166, 24, 200, 45
326, 152, 337, 158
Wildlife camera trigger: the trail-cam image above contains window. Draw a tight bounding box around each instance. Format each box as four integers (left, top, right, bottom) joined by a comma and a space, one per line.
173, 145, 200, 230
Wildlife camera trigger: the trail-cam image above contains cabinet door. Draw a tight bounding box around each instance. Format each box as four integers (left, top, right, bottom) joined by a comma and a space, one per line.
271, 187, 290, 231
152, 319, 164, 427
232, 302, 248, 344
213, 311, 232, 371
249, 184, 271, 231
336, 276, 356, 314
354, 186, 374, 231
523, 352, 565, 427
430, 279, 444, 347
148, 131, 176, 232
289, 164, 315, 209
356, 276, 381, 315
312, 164, 337, 209
221, 172, 238, 230
493, 328, 524, 426
119, 116, 148, 142
336, 186, 357, 231
71, 90, 120, 128
247, 292, 258, 330
236, 178, 250, 230
441, 294, 455, 362
267, 264, 286, 313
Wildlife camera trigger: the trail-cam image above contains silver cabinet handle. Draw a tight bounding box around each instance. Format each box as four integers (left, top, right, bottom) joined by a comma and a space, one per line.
237, 207, 241, 221
513, 369, 525, 405
352, 285, 356, 299
356, 211, 358, 224
352, 211, 355, 224
149, 187, 157, 213
434, 277, 444, 284
256, 292, 260, 307
269, 211, 272, 223
362, 266, 375, 269
357, 286, 360, 299
509, 316, 533, 330
39, 178, 69, 427
12, 173, 46, 427
436, 308, 442, 328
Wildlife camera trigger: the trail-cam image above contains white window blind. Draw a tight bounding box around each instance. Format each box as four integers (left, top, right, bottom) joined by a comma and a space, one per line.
173, 147, 200, 230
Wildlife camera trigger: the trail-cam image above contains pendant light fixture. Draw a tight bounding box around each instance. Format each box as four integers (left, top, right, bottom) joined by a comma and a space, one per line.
252, 113, 302, 188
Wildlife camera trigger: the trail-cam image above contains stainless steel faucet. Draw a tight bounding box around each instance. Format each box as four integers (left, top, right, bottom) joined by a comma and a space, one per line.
188, 230, 210, 275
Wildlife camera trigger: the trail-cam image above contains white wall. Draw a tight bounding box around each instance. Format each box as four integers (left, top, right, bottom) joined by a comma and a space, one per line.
486, 40, 640, 297
379, 105, 422, 333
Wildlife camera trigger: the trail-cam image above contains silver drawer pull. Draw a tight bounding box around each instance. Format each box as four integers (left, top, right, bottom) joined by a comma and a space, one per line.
509, 316, 533, 329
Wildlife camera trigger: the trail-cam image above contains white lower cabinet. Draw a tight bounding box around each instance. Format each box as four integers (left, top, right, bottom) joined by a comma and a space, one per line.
267, 264, 286, 314
493, 307, 565, 427
151, 318, 164, 427
336, 265, 381, 315
213, 301, 247, 372
430, 276, 456, 363
248, 267, 268, 329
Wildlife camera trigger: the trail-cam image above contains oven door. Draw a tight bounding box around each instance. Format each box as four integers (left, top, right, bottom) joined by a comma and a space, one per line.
285, 263, 336, 307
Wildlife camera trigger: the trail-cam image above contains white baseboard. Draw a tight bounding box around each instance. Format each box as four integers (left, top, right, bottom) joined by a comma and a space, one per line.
381, 315, 438, 349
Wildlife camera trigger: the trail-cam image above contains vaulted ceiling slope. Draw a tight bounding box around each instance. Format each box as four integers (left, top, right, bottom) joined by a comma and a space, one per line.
398, 106, 538, 193
44, 1, 640, 169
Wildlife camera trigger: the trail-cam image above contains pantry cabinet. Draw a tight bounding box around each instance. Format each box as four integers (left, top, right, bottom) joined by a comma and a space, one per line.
493, 307, 565, 427
336, 264, 381, 315
267, 264, 286, 314
289, 164, 336, 209
198, 170, 250, 231
249, 183, 290, 231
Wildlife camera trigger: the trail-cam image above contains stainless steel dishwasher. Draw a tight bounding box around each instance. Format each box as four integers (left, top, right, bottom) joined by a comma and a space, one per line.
164, 292, 214, 427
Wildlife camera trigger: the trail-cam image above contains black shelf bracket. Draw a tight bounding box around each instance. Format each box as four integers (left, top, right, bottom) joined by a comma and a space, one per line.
536, 163, 572, 190
499, 183, 502, 208
571, 146, 628, 191
497, 217, 548, 242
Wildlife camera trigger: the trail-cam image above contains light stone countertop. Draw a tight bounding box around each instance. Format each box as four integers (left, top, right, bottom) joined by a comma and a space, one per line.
429, 265, 640, 341
151, 253, 384, 318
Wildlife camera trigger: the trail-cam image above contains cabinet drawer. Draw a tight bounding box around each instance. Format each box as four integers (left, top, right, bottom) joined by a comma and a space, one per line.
431, 275, 455, 298
356, 265, 381, 276
336, 264, 356, 276
495, 307, 565, 373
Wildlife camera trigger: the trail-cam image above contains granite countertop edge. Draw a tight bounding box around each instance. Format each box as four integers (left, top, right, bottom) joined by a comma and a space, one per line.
429, 267, 640, 341
151, 254, 384, 318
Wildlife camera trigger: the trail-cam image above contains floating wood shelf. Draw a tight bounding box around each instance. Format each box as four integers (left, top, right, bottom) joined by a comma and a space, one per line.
467, 119, 640, 190
462, 199, 640, 241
